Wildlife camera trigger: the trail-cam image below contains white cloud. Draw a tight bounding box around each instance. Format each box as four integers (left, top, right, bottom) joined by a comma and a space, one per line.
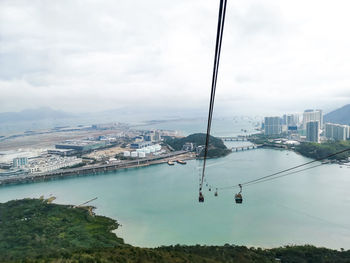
1, 0, 350, 116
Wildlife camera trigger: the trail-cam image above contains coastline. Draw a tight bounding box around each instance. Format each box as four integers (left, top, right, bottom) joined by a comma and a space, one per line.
0, 151, 196, 187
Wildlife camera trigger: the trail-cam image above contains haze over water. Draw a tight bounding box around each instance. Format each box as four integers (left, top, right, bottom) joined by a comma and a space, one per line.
0, 119, 349, 249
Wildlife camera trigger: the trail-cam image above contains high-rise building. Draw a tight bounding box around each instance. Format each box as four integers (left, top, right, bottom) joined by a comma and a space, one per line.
283, 114, 300, 127
13, 157, 28, 168
264, 117, 282, 135
306, 121, 319, 143
303, 109, 323, 129
325, 123, 349, 141
154, 131, 161, 141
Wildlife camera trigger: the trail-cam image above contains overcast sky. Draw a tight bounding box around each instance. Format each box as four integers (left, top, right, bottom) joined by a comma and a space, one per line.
1, 0, 350, 117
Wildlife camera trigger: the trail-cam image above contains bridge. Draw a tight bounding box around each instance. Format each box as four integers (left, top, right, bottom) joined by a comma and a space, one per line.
219, 136, 249, 141
231, 144, 262, 152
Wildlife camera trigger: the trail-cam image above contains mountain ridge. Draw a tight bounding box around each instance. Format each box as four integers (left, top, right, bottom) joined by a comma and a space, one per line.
324, 104, 350, 125
0, 107, 74, 123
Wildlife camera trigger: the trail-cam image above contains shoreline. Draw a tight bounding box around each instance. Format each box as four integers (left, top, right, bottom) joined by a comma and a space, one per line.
0, 151, 196, 187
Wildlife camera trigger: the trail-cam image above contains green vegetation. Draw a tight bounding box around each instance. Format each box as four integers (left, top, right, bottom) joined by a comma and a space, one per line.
0, 199, 124, 262
249, 134, 350, 161
165, 133, 231, 158
295, 140, 350, 160
1, 199, 350, 262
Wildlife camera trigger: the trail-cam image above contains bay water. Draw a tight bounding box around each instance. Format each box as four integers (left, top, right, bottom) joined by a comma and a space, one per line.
0, 119, 349, 249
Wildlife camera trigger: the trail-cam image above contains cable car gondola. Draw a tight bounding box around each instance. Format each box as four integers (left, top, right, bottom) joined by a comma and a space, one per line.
199, 192, 204, 202
235, 184, 243, 204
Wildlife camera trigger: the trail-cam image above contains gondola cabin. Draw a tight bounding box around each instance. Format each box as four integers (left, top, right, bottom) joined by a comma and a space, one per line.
235, 193, 243, 204
199, 192, 204, 202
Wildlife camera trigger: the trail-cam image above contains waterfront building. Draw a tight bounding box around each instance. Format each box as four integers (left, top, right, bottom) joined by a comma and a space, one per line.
306, 121, 319, 143
303, 109, 323, 129
264, 117, 282, 135
325, 123, 350, 141
27, 156, 82, 173
13, 157, 28, 168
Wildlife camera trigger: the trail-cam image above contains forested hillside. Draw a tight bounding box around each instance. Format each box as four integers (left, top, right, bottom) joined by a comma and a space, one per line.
1, 199, 350, 263
165, 133, 231, 158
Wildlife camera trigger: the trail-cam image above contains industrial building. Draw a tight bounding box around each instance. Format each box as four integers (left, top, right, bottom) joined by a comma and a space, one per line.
143, 130, 162, 142
48, 149, 77, 156
130, 141, 152, 149
125, 144, 162, 158
55, 140, 108, 152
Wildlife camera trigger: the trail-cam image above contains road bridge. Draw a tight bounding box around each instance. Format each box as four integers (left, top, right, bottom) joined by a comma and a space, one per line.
219, 136, 249, 141
231, 144, 262, 152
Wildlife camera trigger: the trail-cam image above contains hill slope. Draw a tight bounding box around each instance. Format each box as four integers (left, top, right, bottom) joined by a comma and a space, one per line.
324, 104, 350, 125
0, 199, 124, 261
165, 133, 231, 158
1, 199, 350, 263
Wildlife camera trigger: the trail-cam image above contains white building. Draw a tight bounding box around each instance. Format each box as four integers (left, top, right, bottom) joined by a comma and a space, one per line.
13, 157, 28, 168
303, 109, 323, 129
27, 156, 82, 173
325, 123, 350, 141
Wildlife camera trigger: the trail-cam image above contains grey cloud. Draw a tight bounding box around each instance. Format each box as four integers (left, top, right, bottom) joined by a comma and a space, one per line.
1, 0, 350, 116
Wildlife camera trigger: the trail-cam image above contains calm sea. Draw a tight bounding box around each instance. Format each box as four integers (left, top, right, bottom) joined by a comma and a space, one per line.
0, 119, 349, 249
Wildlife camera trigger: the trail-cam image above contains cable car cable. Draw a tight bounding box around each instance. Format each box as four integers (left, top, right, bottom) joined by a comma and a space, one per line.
200, 0, 228, 197
214, 147, 350, 191
244, 163, 323, 187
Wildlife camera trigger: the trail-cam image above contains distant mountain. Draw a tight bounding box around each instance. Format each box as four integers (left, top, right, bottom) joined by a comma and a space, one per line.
324, 104, 350, 125
0, 107, 74, 123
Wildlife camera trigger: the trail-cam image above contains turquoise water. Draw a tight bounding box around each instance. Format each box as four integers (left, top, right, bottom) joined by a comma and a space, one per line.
1, 140, 349, 249
134, 117, 258, 136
